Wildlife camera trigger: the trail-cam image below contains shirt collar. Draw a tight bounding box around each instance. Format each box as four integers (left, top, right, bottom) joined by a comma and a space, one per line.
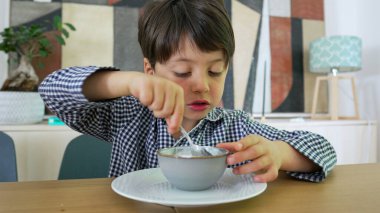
204, 107, 224, 122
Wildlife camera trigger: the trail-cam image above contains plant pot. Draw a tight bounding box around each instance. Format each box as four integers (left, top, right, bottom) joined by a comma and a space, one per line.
0, 91, 44, 124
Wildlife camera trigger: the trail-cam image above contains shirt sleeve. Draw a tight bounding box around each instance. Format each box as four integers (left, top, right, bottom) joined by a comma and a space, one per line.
240, 112, 337, 182
38, 66, 143, 142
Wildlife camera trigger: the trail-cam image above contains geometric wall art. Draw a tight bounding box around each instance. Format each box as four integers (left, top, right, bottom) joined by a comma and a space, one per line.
9, 0, 327, 113
224, 0, 327, 113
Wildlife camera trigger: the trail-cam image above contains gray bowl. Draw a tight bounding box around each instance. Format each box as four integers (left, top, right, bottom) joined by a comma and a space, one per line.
157, 146, 228, 191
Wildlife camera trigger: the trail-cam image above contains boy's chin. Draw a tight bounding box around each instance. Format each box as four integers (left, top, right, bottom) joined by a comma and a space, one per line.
185, 109, 212, 120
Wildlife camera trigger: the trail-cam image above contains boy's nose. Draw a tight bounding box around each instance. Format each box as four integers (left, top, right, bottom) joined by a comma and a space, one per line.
191, 75, 209, 93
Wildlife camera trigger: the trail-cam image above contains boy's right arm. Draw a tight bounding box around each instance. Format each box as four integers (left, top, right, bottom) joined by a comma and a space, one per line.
83, 70, 184, 134
39, 66, 183, 138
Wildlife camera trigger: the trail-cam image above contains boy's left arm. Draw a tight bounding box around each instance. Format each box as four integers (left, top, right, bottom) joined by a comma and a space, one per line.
217, 113, 337, 183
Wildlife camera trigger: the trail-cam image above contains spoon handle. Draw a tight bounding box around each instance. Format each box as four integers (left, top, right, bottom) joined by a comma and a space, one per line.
179, 126, 195, 146
179, 126, 212, 156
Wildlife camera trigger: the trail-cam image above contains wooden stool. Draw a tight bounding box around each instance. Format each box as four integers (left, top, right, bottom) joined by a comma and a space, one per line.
311, 74, 359, 120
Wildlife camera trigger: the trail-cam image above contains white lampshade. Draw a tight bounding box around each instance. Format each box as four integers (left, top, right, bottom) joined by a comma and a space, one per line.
309, 35, 362, 73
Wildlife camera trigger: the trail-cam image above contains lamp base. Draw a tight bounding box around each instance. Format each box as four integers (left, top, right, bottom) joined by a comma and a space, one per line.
311, 74, 359, 120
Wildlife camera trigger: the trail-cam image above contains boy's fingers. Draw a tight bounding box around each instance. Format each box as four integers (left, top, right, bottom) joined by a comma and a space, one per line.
165, 118, 175, 134
153, 92, 174, 118
239, 135, 262, 150
167, 90, 184, 134
161, 89, 175, 116
252, 166, 279, 183
227, 144, 266, 165
216, 142, 242, 152
139, 88, 154, 106
149, 85, 165, 111
217, 135, 263, 153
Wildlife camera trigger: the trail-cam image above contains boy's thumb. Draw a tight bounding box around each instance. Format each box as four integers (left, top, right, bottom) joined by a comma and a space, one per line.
165, 117, 179, 135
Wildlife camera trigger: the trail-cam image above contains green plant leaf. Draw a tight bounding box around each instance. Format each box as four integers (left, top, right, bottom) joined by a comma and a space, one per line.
64, 23, 76, 31
30, 25, 43, 37
62, 28, 69, 38
38, 61, 45, 69
53, 16, 62, 31
54, 15, 61, 23
1, 16, 75, 64
54, 35, 66, 45
39, 49, 49, 58
39, 38, 51, 48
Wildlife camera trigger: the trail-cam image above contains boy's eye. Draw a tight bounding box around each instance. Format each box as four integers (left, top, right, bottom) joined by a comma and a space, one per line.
209, 71, 223, 77
174, 72, 191, 78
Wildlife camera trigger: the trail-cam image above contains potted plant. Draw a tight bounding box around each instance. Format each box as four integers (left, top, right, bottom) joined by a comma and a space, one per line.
0, 16, 75, 124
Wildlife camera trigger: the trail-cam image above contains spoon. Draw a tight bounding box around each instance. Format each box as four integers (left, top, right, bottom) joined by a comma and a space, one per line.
179, 126, 212, 156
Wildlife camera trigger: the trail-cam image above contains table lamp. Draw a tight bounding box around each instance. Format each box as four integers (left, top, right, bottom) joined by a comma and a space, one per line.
309, 35, 362, 120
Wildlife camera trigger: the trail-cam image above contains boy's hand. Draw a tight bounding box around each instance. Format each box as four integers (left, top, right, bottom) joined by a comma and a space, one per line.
129, 74, 184, 134
216, 135, 283, 183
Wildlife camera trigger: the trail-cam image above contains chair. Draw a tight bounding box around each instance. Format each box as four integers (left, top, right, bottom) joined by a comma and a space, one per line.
0, 131, 18, 182
58, 134, 112, 180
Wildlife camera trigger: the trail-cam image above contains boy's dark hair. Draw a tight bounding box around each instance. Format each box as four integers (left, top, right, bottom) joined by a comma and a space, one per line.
138, 0, 235, 67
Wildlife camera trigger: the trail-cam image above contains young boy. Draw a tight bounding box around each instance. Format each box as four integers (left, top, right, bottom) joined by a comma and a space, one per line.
39, 0, 336, 183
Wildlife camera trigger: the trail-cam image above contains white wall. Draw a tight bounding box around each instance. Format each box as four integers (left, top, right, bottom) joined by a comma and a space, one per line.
324, 0, 380, 162
0, 0, 10, 86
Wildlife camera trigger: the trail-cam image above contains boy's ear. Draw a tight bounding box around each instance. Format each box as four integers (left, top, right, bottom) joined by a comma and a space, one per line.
143, 58, 155, 75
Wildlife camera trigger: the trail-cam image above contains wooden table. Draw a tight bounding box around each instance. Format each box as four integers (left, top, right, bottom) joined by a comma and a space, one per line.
0, 178, 175, 213
1, 164, 379, 213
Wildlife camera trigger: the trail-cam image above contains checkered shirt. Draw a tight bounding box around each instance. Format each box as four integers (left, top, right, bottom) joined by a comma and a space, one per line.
39, 66, 337, 182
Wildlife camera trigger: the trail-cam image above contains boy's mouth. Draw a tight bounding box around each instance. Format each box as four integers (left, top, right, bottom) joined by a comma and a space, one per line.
188, 100, 210, 111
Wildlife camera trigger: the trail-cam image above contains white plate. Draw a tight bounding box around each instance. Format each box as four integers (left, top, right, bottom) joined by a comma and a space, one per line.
111, 168, 267, 207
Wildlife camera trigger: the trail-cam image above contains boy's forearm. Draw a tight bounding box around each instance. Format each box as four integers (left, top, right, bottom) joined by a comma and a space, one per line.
275, 141, 320, 172
83, 71, 141, 101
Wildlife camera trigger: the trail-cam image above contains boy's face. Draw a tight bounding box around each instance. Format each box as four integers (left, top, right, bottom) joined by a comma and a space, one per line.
144, 37, 227, 128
